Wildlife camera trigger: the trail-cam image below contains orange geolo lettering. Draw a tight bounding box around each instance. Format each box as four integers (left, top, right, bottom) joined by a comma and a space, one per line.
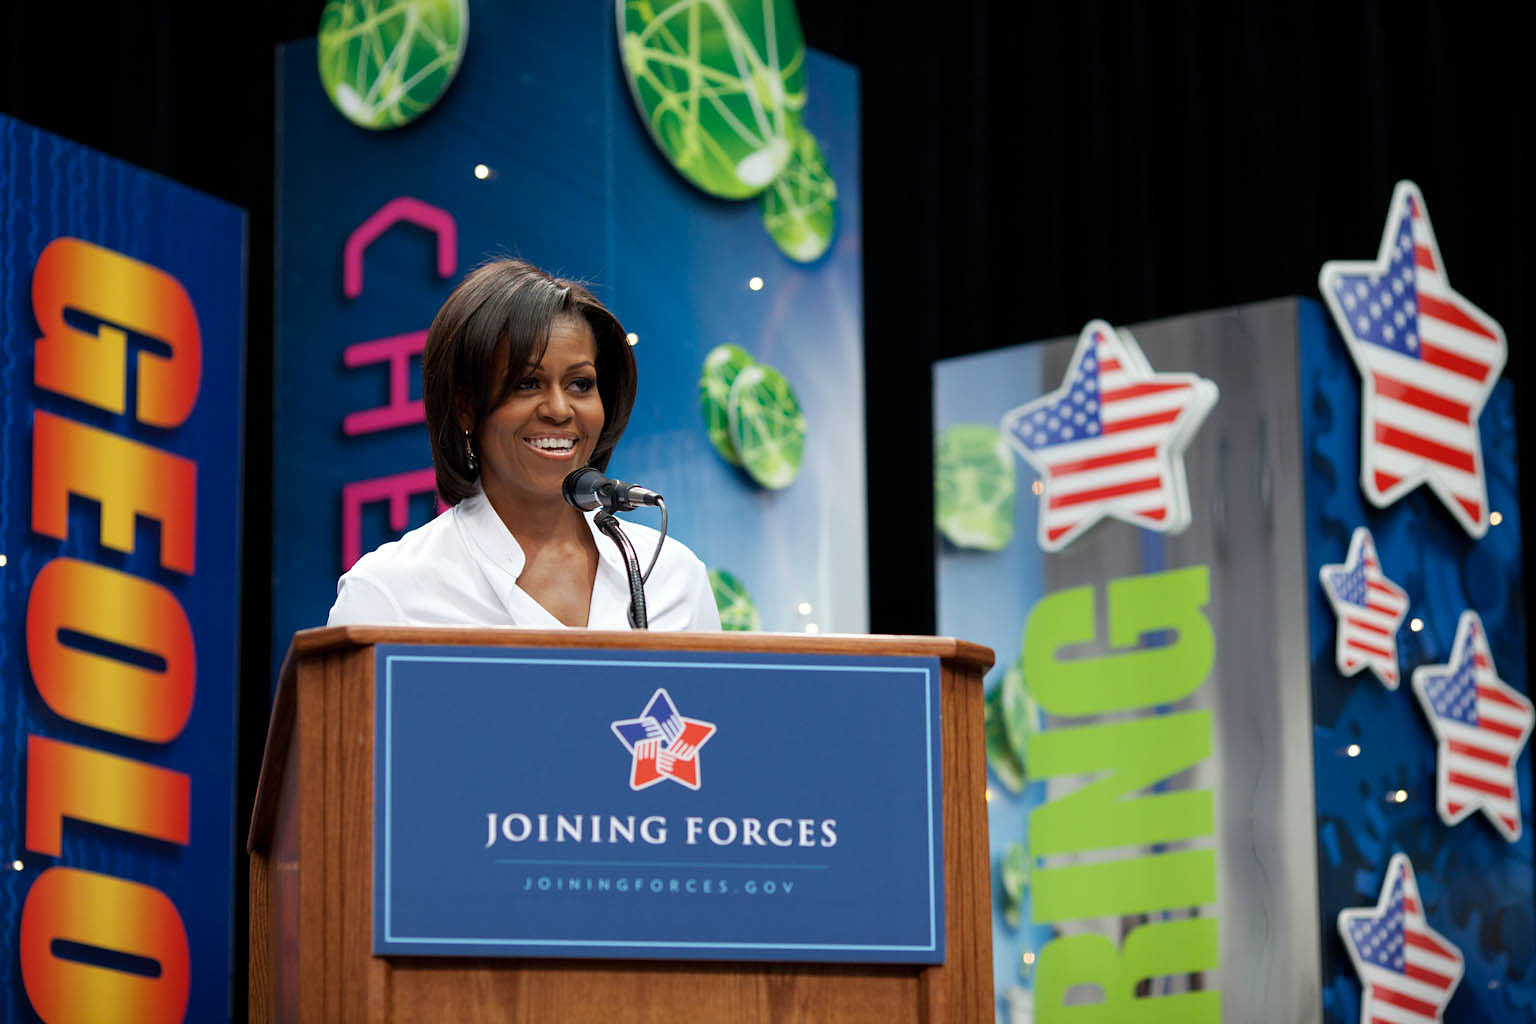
33, 236, 201, 427
19, 866, 190, 1023
25, 735, 190, 857
31, 410, 196, 574
27, 558, 194, 742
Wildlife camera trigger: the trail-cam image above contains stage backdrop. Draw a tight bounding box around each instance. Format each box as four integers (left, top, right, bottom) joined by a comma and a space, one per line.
273, 0, 865, 663
0, 114, 246, 1022
936, 298, 1531, 1023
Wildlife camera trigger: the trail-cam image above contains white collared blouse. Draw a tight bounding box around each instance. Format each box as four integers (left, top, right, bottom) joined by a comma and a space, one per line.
326, 488, 721, 631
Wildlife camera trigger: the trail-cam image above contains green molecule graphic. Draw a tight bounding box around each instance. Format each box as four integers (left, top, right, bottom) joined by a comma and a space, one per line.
999, 841, 1028, 929
759, 121, 838, 262
983, 656, 1036, 794
317, 0, 468, 131
934, 423, 1017, 551
698, 343, 755, 466
727, 362, 806, 490
708, 568, 763, 631
617, 0, 807, 199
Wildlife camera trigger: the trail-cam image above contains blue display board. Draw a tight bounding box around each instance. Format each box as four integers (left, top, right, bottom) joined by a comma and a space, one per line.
936, 298, 1532, 1022
1300, 301, 1534, 1024
0, 114, 245, 1022
374, 645, 943, 962
274, 2, 866, 660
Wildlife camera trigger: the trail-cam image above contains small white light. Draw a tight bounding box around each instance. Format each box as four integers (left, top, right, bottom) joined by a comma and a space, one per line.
1391, 789, 1408, 804
796, 601, 812, 616
1490, 511, 1503, 526
1021, 951, 1036, 966
748, 276, 764, 291
473, 163, 490, 180
0, 553, 7, 567
1409, 617, 1424, 632
984, 788, 994, 803
1031, 480, 1044, 496
1346, 744, 1361, 758
625, 332, 638, 346
804, 622, 820, 634
11, 860, 22, 872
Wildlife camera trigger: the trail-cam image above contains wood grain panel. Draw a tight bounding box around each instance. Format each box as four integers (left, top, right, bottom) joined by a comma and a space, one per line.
248, 853, 271, 1022
381, 959, 920, 1022
297, 656, 328, 1020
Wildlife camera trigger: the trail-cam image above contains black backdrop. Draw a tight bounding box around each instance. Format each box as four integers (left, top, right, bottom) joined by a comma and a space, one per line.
4, 1, 1531, 1015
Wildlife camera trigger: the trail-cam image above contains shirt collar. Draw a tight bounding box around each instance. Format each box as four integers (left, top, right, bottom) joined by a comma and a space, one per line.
453, 484, 632, 613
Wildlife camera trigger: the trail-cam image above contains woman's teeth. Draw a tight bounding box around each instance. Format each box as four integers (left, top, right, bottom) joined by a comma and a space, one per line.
526, 437, 576, 452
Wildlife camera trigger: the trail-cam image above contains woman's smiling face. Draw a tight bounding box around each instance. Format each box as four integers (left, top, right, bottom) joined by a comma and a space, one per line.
475, 316, 605, 506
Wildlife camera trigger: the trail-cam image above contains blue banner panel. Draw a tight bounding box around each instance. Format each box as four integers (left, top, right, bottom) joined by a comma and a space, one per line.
938, 297, 1532, 1021
1300, 301, 1534, 1024
0, 115, 245, 1022
374, 645, 942, 962
275, 2, 865, 660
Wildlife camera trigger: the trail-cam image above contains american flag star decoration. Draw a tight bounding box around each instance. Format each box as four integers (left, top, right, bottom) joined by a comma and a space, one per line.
1338, 853, 1463, 1024
1318, 526, 1410, 689
611, 688, 716, 791
1410, 610, 1533, 842
1318, 181, 1507, 538
1000, 320, 1218, 552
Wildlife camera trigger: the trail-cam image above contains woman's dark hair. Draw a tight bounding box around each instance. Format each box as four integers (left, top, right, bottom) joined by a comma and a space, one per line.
423, 259, 637, 504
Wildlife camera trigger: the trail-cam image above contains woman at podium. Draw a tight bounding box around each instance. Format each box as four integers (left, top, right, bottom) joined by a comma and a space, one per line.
326, 259, 721, 631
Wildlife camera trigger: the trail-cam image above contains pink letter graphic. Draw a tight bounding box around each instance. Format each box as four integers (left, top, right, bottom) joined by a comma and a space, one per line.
342, 197, 457, 299
342, 330, 427, 436
340, 468, 442, 571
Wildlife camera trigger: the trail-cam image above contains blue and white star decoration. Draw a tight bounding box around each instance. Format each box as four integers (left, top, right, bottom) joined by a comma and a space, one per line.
1410, 611, 1533, 843
1000, 320, 1218, 552
1318, 181, 1506, 538
1318, 526, 1410, 689
1338, 852, 1463, 1024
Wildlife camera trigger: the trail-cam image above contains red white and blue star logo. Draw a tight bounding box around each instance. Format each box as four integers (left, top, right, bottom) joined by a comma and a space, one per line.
1338, 853, 1463, 1024
611, 689, 716, 791
1411, 611, 1533, 842
1318, 181, 1507, 538
1319, 526, 1409, 689
1000, 320, 1218, 552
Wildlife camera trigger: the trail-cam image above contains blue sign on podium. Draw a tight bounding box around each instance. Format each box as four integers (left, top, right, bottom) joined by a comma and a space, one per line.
373, 644, 945, 963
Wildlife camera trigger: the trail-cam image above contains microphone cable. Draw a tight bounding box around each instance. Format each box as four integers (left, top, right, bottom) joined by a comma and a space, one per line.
641, 498, 667, 584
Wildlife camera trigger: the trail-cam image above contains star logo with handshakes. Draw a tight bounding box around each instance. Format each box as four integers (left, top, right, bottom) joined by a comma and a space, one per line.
611, 689, 717, 791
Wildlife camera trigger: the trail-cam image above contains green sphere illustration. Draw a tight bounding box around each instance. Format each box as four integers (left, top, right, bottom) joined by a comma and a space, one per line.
317, 0, 468, 130
934, 424, 1016, 550
984, 683, 1025, 794
760, 121, 838, 262
997, 656, 1036, 767
984, 655, 1036, 795
708, 569, 763, 631
698, 343, 755, 466
617, 0, 807, 198
1000, 842, 1028, 929
727, 362, 806, 490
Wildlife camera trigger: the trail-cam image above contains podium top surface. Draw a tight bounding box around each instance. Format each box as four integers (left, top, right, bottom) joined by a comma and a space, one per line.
249, 627, 994, 851
287, 625, 994, 665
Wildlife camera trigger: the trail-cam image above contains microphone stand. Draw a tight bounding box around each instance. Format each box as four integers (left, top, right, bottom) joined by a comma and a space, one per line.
594, 511, 649, 629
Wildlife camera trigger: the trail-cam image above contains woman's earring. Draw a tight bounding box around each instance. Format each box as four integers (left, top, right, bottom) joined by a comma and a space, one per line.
464, 429, 478, 472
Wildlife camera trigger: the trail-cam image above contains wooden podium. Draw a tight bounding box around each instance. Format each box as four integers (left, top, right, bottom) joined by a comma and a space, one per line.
248, 627, 994, 1022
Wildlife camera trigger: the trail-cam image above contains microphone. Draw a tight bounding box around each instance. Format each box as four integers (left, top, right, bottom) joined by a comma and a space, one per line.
562, 467, 663, 512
